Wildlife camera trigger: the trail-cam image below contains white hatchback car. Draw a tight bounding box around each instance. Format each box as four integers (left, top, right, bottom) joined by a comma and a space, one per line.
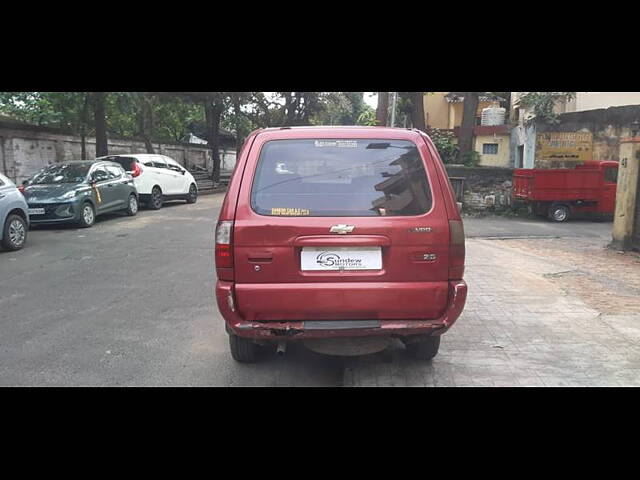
96, 154, 198, 210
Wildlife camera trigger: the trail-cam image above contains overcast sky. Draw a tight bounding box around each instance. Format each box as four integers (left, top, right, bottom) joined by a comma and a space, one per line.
364, 92, 377, 109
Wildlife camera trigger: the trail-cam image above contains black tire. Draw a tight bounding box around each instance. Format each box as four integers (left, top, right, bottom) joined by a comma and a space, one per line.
186, 183, 197, 204
228, 333, 260, 363
148, 186, 163, 210
548, 203, 570, 222
1, 213, 27, 251
78, 202, 96, 228
125, 194, 138, 216
405, 336, 441, 361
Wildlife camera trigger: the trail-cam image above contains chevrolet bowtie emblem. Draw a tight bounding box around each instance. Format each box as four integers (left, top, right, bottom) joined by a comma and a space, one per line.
330, 224, 355, 234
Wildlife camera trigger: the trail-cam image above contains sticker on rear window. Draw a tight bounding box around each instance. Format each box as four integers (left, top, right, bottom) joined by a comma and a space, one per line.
271, 207, 310, 216
314, 140, 358, 148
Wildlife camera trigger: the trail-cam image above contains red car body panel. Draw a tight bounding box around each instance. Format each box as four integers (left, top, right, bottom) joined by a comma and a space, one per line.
513, 161, 618, 214
215, 127, 466, 340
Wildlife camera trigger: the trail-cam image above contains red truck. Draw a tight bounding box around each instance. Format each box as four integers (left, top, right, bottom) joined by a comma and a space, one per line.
513, 161, 618, 222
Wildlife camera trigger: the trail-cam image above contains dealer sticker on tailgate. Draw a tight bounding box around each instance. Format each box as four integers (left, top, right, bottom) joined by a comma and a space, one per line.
301, 247, 382, 271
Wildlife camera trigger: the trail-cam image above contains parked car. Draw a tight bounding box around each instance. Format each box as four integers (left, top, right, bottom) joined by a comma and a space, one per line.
0, 172, 29, 251
96, 154, 198, 209
513, 161, 618, 222
215, 127, 467, 363
23, 161, 138, 228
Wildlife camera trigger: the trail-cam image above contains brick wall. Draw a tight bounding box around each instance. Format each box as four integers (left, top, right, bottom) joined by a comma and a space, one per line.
445, 165, 514, 211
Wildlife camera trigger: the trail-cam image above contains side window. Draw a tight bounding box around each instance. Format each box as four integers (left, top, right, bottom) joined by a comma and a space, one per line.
166, 158, 184, 173
142, 158, 155, 168
153, 156, 167, 169
91, 167, 110, 183
604, 167, 618, 184
0, 177, 5, 187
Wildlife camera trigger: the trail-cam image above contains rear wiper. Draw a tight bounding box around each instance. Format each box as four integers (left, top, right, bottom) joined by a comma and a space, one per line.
366, 142, 391, 149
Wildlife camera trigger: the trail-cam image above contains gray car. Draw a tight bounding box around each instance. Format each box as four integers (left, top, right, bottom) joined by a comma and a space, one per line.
0, 172, 29, 251
23, 161, 139, 228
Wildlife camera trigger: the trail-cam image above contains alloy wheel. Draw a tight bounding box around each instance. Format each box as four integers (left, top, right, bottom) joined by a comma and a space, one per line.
83, 205, 94, 225
130, 196, 138, 214
8, 219, 26, 247
553, 208, 567, 222
152, 189, 162, 208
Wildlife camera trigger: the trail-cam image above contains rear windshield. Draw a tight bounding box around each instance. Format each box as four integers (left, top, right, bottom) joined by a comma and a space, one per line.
100, 156, 137, 171
251, 139, 432, 217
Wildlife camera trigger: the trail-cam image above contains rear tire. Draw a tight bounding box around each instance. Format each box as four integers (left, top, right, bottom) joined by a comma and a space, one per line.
2, 214, 27, 251
228, 333, 260, 363
125, 194, 138, 216
148, 186, 163, 210
186, 183, 197, 204
405, 336, 441, 361
548, 203, 570, 222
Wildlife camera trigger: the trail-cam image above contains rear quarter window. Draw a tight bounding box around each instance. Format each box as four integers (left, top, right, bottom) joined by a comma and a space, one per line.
251, 138, 433, 217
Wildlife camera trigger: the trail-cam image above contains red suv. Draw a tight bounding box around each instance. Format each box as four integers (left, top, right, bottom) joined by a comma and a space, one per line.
215, 127, 467, 362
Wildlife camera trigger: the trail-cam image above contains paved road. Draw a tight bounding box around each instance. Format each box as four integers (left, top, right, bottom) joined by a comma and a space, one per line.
0, 193, 629, 386
0, 194, 344, 386
463, 215, 613, 240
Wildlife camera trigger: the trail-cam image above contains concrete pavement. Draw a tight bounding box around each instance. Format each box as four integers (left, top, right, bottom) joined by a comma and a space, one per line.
1, 193, 636, 386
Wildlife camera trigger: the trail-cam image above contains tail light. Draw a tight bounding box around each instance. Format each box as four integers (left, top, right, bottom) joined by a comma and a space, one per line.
215, 221, 234, 270
448, 220, 465, 280
131, 161, 142, 178
18, 185, 25, 193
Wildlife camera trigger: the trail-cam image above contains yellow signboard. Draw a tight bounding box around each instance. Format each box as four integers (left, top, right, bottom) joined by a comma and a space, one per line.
536, 132, 593, 162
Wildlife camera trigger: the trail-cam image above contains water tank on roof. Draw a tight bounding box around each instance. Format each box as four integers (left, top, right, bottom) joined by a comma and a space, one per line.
481, 107, 506, 126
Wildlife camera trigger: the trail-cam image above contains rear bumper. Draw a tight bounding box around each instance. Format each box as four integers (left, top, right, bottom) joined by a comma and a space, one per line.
216, 280, 467, 340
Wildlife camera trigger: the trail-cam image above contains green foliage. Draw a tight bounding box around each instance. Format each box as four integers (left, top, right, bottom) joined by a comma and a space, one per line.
357, 109, 378, 126
311, 92, 372, 126
460, 150, 481, 167
0, 91, 378, 150
0, 92, 90, 132
515, 92, 575, 125
426, 127, 458, 164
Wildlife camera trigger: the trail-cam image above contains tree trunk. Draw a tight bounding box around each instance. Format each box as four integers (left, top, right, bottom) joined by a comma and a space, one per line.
457, 92, 480, 158
205, 101, 224, 183
93, 92, 108, 157
409, 92, 427, 131
376, 92, 389, 126
283, 92, 297, 126
233, 94, 243, 155
80, 93, 90, 160
140, 95, 155, 154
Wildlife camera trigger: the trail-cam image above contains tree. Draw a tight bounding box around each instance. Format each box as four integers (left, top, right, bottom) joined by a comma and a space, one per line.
457, 92, 480, 162
408, 92, 426, 131
92, 92, 108, 157
310, 92, 373, 126
139, 93, 156, 154
515, 92, 575, 125
376, 92, 389, 126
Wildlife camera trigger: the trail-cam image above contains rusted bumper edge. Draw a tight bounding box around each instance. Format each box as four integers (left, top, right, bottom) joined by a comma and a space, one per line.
216, 280, 467, 340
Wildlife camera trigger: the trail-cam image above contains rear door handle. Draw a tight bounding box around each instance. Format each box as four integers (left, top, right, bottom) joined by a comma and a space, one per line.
248, 256, 273, 263
248, 251, 273, 263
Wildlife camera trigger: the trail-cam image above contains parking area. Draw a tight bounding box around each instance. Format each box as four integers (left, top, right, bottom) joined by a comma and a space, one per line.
1, 193, 639, 386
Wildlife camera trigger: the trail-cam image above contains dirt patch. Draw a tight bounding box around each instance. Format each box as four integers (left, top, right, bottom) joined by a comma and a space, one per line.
501, 237, 640, 315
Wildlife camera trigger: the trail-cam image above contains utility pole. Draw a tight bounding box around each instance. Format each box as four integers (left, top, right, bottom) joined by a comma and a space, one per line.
390, 92, 397, 127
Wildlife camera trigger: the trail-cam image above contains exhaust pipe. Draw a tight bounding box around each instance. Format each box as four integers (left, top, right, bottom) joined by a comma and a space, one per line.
276, 341, 287, 356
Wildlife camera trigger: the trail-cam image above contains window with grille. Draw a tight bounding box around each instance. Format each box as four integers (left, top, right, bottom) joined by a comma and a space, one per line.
482, 143, 499, 155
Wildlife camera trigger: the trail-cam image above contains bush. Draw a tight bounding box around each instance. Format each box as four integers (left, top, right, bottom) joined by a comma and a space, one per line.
426, 127, 458, 164
460, 151, 481, 167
